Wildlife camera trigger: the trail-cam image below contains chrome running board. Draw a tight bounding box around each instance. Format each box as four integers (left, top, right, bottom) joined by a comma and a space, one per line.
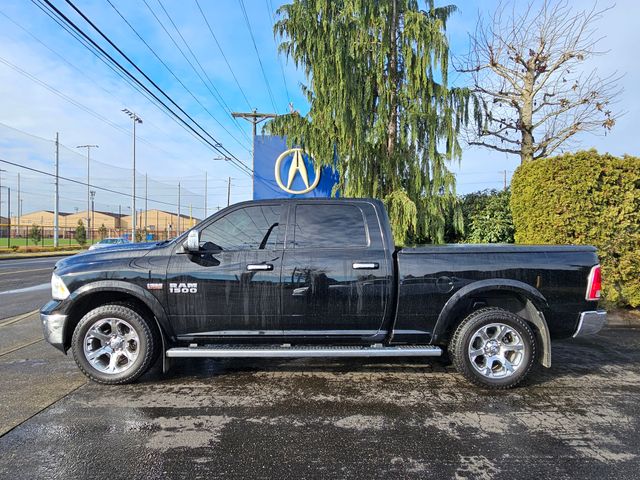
166, 344, 442, 358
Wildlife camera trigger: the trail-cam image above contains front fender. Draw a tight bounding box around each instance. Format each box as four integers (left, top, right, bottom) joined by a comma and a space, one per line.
68, 280, 173, 338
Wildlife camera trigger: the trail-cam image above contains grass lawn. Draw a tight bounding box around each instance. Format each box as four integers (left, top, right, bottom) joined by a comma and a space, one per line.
0, 238, 99, 247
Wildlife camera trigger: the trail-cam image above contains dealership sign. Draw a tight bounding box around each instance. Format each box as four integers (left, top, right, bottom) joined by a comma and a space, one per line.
253, 135, 339, 199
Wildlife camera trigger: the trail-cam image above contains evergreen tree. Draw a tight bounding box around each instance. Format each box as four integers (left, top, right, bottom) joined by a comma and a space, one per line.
98, 224, 108, 240
75, 219, 87, 246
30, 224, 42, 244
269, 0, 471, 244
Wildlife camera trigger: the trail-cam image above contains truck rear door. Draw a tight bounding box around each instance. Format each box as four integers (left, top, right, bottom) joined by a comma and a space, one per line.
280, 201, 391, 340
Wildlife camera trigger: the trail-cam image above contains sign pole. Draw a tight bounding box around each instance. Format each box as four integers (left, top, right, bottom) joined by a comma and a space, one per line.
231, 110, 277, 198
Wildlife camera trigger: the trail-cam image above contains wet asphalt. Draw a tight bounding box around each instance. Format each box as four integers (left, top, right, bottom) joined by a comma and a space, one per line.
0, 312, 639, 479
0, 256, 64, 319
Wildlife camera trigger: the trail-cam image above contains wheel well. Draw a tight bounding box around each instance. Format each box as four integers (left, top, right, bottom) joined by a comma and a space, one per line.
438, 291, 542, 345
63, 291, 159, 352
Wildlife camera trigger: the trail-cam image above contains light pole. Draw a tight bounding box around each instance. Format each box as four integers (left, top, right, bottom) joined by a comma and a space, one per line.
90, 190, 96, 242
0, 169, 5, 238
76, 144, 98, 243
122, 109, 142, 242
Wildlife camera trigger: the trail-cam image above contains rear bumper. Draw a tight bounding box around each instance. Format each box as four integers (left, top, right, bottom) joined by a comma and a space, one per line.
573, 310, 607, 338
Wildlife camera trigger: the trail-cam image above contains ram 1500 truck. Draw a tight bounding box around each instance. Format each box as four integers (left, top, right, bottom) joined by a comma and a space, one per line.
41, 198, 606, 389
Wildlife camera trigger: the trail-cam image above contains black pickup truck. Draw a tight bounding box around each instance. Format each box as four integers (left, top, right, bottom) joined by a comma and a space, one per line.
41, 198, 606, 389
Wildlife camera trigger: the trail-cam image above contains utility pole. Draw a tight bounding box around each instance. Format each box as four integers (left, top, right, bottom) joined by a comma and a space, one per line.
54, 133, 60, 247
144, 173, 148, 240
6, 187, 10, 247
204, 171, 208, 219
17, 173, 20, 238
227, 176, 231, 207
231, 110, 277, 196
177, 182, 181, 235
503, 170, 507, 191
90, 190, 95, 243
76, 144, 98, 243
123, 109, 142, 242
0, 169, 4, 239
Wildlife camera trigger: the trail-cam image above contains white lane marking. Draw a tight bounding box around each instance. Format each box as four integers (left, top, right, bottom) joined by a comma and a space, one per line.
0, 267, 52, 276
0, 283, 50, 295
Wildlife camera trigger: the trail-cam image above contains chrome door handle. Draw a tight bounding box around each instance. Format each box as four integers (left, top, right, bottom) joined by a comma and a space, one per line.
352, 262, 379, 270
247, 263, 274, 271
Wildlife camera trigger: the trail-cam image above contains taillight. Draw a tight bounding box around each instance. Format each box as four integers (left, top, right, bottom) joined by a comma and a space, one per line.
586, 265, 602, 301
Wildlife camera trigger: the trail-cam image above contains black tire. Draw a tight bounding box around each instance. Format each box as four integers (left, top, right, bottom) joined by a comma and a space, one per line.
450, 307, 537, 389
71, 304, 156, 385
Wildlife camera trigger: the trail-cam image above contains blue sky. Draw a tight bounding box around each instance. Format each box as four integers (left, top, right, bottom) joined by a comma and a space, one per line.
0, 0, 637, 218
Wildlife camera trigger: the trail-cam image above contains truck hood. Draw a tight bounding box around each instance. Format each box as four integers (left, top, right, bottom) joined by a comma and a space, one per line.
54, 241, 169, 271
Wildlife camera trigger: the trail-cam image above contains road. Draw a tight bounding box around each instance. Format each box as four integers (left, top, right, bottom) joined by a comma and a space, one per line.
0, 256, 65, 319
0, 310, 638, 479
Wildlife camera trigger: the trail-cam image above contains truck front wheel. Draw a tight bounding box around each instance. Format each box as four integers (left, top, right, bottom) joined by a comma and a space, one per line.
450, 307, 537, 389
71, 304, 156, 384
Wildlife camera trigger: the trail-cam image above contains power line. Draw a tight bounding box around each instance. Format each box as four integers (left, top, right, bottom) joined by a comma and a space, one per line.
61, 0, 250, 169
0, 157, 183, 209
265, 0, 291, 107
0, 55, 131, 138
38, 0, 253, 177
238, 0, 279, 113
194, 0, 253, 111
106, 0, 251, 152
27, 0, 233, 161
0, 158, 234, 214
140, 0, 251, 148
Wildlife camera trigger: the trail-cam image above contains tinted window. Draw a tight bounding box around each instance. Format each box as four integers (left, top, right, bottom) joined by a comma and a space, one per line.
200, 205, 282, 251
293, 204, 367, 248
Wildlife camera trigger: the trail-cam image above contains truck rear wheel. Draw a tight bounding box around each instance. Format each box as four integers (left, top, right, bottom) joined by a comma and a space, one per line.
71, 304, 156, 385
450, 307, 537, 389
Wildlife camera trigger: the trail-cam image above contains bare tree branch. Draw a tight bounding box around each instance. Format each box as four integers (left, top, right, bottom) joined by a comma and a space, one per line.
456, 0, 622, 164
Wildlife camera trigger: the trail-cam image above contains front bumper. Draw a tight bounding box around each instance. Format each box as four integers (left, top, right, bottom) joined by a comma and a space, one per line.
40, 309, 67, 353
573, 310, 607, 338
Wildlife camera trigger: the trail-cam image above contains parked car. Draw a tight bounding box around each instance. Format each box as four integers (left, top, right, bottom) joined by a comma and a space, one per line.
41, 198, 606, 389
88, 237, 128, 251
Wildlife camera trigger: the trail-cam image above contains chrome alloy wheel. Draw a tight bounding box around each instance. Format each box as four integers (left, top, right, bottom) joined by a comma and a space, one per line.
468, 323, 525, 379
83, 318, 140, 374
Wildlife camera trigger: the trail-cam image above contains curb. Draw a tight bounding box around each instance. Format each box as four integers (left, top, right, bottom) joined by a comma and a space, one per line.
607, 309, 640, 329
0, 251, 84, 261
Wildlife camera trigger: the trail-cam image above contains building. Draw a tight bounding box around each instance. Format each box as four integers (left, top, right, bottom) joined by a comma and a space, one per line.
9, 209, 199, 240
61, 210, 125, 239
121, 209, 200, 237
11, 210, 68, 227
0, 215, 7, 238
64, 210, 124, 230
10, 210, 69, 238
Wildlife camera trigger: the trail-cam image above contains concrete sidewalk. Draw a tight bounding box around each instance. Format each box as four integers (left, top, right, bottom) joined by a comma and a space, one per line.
0, 311, 86, 437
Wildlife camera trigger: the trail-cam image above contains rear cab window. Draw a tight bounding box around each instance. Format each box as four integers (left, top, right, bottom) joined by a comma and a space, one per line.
290, 203, 369, 249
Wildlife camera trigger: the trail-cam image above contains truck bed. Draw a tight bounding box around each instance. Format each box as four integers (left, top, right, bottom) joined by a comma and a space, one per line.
394, 244, 598, 342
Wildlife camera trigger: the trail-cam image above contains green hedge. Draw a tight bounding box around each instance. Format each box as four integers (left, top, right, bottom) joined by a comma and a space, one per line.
511, 150, 640, 307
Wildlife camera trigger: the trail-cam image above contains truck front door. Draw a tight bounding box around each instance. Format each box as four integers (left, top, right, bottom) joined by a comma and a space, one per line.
166, 203, 285, 339
280, 201, 391, 340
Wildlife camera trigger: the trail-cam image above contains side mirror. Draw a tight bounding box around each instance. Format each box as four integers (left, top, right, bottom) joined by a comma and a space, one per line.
184, 230, 200, 252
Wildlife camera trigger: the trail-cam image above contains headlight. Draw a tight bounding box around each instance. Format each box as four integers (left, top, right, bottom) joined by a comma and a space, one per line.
51, 273, 70, 300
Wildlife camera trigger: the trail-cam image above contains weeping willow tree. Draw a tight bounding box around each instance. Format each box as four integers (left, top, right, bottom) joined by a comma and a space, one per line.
268, 0, 472, 244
